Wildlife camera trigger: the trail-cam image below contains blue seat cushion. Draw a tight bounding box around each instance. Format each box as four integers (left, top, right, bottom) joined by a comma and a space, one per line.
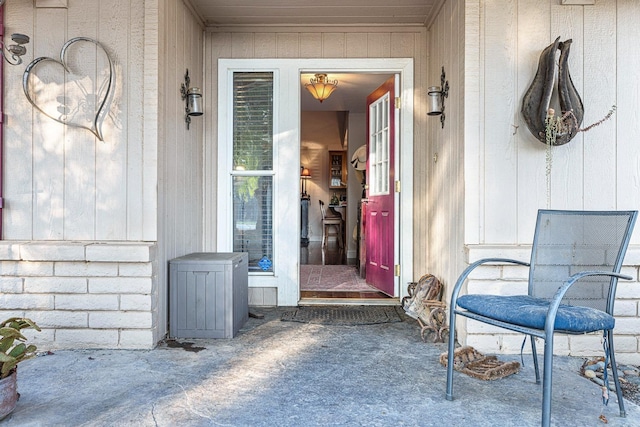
457, 294, 615, 333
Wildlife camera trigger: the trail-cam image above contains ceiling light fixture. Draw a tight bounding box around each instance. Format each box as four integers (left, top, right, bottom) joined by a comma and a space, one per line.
305, 73, 338, 103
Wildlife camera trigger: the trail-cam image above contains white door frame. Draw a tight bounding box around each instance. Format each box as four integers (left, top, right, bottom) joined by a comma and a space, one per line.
215, 58, 413, 306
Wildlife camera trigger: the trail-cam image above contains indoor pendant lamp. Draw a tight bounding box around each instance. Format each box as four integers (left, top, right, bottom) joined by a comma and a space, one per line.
305, 73, 338, 103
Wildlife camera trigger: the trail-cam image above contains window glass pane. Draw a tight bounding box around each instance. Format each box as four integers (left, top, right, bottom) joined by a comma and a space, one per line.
233, 72, 273, 171
369, 93, 390, 196
233, 176, 273, 272
232, 72, 274, 272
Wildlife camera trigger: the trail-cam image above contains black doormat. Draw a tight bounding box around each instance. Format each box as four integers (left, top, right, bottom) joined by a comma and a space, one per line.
281, 306, 402, 325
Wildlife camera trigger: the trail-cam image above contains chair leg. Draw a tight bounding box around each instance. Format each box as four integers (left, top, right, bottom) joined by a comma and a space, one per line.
530, 335, 541, 384
541, 334, 554, 427
445, 309, 457, 401
606, 330, 626, 417
322, 225, 327, 247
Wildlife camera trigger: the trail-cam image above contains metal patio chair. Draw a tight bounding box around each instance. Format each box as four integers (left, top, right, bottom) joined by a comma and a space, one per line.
446, 210, 638, 427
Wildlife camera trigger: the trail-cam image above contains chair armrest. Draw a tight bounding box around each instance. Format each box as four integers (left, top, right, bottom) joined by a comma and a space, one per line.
450, 258, 530, 307
544, 271, 633, 334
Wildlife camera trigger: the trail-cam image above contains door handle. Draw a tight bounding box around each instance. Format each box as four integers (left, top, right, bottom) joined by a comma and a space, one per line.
361, 199, 369, 204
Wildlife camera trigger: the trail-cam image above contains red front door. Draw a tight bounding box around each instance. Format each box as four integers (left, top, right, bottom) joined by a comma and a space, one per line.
365, 76, 397, 296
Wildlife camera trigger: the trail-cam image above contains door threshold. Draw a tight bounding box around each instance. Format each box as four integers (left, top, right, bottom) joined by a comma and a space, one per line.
298, 298, 399, 306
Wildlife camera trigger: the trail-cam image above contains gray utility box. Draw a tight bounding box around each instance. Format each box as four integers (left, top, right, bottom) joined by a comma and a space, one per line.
169, 252, 248, 339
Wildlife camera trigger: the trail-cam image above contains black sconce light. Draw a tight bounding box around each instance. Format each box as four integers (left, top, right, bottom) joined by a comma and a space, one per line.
180, 69, 203, 130
1, 32, 29, 66
427, 66, 449, 128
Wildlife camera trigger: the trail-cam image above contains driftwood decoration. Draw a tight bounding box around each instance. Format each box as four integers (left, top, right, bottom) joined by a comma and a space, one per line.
402, 274, 449, 343
521, 37, 584, 146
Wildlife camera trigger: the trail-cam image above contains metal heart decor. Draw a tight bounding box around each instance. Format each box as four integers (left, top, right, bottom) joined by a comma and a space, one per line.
22, 37, 114, 141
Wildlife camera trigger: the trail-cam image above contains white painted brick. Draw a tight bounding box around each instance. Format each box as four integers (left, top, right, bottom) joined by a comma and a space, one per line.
25, 328, 55, 349
119, 330, 155, 349
613, 301, 637, 316
118, 262, 153, 277
609, 336, 638, 353
619, 266, 637, 280
0, 261, 54, 276
89, 277, 152, 294
495, 335, 531, 354
465, 335, 501, 353
502, 265, 530, 280
0, 242, 25, 260
120, 295, 152, 311
466, 333, 569, 355
615, 353, 640, 366
24, 277, 87, 294
534, 335, 570, 355
55, 329, 119, 348
513, 335, 565, 355
21, 242, 86, 261
466, 245, 531, 263
86, 243, 153, 262
569, 335, 637, 355
0, 310, 25, 319
0, 294, 54, 309
25, 311, 88, 328
55, 294, 119, 311
569, 334, 607, 355
89, 312, 153, 329
466, 320, 509, 334
54, 262, 118, 277
622, 247, 640, 265
0, 277, 23, 293
616, 282, 640, 299
612, 317, 640, 335
467, 265, 502, 280
466, 280, 527, 295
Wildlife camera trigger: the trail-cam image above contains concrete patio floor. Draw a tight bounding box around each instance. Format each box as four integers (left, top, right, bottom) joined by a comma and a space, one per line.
4, 307, 640, 426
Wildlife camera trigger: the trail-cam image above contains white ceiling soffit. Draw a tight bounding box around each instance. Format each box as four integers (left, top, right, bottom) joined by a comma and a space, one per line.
189, 0, 442, 27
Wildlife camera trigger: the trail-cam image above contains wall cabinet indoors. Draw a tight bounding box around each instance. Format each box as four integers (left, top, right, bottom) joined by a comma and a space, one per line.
329, 151, 347, 189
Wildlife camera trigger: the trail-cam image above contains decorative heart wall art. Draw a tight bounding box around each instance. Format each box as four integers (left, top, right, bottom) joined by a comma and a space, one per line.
22, 37, 114, 141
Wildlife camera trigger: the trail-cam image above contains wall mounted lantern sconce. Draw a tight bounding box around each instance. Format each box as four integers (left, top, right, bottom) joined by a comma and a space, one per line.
180, 69, 203, 130
427, 66, 449, 128
305, 73, 338, 103
0, 32, 29, 66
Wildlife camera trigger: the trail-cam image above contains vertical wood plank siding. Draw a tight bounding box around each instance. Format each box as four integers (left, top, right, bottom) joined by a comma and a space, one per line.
3, 1, 158, 242
473, 0, 640, 244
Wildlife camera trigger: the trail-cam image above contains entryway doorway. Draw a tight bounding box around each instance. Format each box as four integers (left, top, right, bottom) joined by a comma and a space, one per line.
299, 71, 399, 302
215, 58, 413, 307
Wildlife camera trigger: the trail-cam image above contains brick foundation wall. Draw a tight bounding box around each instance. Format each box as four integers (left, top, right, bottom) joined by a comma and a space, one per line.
461, 246, 640, 365
0, 242, 157, 350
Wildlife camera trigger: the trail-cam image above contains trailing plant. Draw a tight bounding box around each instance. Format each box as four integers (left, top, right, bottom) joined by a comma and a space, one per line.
544, 105, 617, 147
543, 105, 616, 206
0, 317, 40, 379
